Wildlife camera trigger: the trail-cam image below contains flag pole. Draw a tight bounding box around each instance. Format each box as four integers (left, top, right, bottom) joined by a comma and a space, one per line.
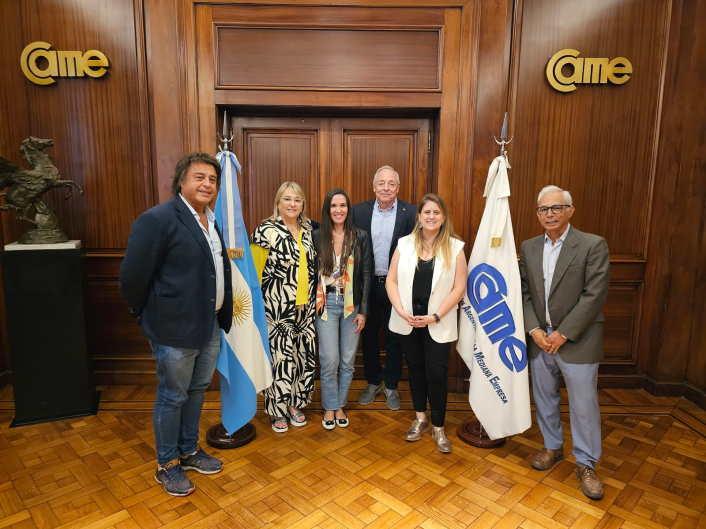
457, 113, 513, 449
206, 110, 257, 450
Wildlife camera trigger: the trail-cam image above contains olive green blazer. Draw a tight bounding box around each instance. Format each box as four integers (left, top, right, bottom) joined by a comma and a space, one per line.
519, 226, 610, 364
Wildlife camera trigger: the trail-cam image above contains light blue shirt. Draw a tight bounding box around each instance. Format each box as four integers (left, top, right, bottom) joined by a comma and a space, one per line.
370, 198, 398, 276
180, 194, 225, 311
542, 224, 571, 327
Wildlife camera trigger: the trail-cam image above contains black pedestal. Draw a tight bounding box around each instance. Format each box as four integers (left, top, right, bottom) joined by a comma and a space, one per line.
1, 243, 98, 426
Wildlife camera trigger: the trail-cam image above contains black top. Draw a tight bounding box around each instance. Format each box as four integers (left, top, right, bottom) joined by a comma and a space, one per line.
412, 258, 434, 314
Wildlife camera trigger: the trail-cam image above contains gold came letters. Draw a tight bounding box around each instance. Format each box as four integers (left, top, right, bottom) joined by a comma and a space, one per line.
546, 49, 632, 93
21, 42, 109, 85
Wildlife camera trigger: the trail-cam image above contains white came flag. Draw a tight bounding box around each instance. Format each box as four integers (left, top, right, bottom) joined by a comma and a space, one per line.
457, 155, 531, 439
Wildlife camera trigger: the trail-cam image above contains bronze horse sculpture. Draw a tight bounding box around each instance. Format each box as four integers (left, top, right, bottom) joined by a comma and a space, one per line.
0, 137, 83, 244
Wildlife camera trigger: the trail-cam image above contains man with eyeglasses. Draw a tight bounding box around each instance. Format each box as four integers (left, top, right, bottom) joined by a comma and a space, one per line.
353, 166, 416, 410
518, 185, 610, 500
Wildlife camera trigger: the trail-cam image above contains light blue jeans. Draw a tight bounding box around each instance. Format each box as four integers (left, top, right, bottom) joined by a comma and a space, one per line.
316, 293, 361, 411
150, 319, 221, 466
530, 326, 602, 469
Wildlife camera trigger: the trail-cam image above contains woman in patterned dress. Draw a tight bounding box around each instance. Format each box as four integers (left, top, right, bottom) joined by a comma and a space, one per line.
251, 182, 317, 432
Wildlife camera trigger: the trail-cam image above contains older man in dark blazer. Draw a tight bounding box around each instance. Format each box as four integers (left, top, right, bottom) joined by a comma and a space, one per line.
352, 166, 417, 410
120, 152, 233, 497
519, 185, 610, 500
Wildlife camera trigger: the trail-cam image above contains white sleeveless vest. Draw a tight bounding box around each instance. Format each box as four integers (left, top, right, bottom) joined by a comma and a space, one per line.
389, 234, 465, 343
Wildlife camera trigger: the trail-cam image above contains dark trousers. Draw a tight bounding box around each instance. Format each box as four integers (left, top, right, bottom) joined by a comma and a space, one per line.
400, 327, 450, 427
361, 279, 403, 390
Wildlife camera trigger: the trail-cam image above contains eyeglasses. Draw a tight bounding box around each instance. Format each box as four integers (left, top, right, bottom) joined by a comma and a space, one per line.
536, 204, 571, 215
282, 196, 303, 205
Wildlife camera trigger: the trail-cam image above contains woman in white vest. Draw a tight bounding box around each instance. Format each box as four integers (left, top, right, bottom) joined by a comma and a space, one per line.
386, 193, 466, 453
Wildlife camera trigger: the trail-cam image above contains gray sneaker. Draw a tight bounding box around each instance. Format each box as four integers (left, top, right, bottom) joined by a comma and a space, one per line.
384, 388, 401, 410
358, 383, 384, 405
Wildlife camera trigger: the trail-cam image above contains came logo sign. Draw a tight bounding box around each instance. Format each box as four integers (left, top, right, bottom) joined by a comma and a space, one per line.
21, 42, 109, 85
546, 49, 632, 93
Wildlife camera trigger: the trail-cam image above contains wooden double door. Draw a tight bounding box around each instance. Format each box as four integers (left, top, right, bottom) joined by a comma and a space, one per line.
231, 116, 432, 230
231, 114, 432, 380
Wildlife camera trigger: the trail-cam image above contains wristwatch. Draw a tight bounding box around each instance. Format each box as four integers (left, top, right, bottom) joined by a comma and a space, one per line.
433, 313, 440, 324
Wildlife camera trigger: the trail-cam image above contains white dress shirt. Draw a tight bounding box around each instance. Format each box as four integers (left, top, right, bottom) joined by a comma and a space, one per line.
179, 194, 225, 312
542, 223, 571, 327
370, 198, 397, 276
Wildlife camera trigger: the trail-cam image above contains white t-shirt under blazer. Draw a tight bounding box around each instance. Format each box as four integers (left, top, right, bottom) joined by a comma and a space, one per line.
389, 234, 465, 343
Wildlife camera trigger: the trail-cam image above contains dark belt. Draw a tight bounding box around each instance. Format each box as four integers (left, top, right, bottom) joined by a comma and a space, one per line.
325, 285, 344, 295
374, 275, 387, 283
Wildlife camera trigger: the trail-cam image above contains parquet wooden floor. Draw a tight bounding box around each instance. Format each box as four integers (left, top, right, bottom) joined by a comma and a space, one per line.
0, 385, 705, 529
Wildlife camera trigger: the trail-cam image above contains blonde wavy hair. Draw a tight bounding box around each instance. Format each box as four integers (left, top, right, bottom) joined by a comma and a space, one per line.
269, 181, 309, 228
413, 193, 461, 270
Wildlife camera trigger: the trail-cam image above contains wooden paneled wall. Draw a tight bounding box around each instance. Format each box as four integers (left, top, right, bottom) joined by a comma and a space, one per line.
0, 0, 704, 406
0, 0, 153, 383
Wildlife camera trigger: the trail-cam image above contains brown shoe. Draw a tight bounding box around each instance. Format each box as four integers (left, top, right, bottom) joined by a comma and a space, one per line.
531, 447, 564, 470
577, 466, 604, 500
406, 419, 430, 441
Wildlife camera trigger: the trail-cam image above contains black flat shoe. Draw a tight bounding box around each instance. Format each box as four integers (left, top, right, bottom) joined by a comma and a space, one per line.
322, 412, 336, 430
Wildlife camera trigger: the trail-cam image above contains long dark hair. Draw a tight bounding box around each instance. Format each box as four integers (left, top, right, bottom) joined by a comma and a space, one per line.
318, 189, 357, 276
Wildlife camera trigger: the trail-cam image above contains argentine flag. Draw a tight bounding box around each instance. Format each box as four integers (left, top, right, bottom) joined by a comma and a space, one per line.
214, 151, 273, 435
457, 155, 531, 439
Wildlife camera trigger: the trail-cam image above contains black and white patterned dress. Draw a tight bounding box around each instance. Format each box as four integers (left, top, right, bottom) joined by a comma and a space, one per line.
251, 218, 317, 418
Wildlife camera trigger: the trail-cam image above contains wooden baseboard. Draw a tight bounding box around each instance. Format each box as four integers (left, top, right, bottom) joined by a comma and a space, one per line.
644, 375, 686, 397
684, 383, 706, 409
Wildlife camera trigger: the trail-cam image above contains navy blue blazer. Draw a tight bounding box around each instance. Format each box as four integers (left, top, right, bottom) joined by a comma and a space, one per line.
352, 198, 417, 272
119, 196, 233, 349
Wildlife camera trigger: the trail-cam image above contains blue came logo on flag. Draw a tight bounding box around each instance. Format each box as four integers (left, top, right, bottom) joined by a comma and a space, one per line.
468, 264, 527, 373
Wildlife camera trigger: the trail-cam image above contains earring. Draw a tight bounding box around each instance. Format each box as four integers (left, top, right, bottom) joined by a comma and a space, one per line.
418, 221, 422, 229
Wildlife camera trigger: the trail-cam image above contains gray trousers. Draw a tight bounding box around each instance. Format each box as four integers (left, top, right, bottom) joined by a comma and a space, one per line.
530, 328, 602, 469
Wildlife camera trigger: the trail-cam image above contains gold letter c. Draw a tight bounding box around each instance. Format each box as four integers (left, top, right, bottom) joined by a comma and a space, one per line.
21, 42, 56, 85
546, 49, 580, 93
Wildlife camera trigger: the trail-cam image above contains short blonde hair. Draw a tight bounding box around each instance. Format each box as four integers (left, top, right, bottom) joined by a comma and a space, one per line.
270, 181, 309, 228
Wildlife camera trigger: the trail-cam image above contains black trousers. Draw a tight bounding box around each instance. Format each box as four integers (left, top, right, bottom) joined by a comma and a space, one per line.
361, 279, 403, 390
400, 327, 450, 427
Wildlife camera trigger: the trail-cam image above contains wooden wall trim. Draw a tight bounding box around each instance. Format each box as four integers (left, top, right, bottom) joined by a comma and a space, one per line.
133, 0, 155, 209
214, 90, 443, 108
641, 0, 701, 381
203, 0, 470, 6
144, 0, 187, 203
211, 5, 447, 27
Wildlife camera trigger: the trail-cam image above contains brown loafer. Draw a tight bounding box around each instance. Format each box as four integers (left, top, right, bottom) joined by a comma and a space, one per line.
531, 447, 564, 470
406, 419, 430, 441
432, 427, 451, 453
577, 465, 604, 500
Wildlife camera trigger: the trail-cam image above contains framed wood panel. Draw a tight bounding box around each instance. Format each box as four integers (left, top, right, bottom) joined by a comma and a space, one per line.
217, 28, 441, 90
330, 117, 431, 207
231, 117, 328, 230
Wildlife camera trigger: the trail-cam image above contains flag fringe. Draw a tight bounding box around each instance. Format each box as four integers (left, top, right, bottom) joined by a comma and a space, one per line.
228, 248, 244, 260
491, 238, 502, 248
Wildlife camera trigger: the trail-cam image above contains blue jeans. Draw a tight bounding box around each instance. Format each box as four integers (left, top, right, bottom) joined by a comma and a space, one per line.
150, 319, 221, 466
316, 294, 360, 411
530, 326, 602, 469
